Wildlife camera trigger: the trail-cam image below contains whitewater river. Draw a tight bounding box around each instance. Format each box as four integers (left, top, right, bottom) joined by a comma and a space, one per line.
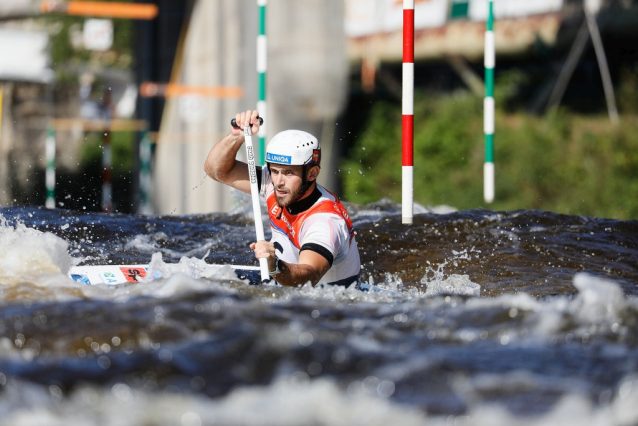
0, 199, 637, 426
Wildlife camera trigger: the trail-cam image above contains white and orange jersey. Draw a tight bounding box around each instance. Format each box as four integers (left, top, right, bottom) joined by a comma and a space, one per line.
259, 167, 361, 287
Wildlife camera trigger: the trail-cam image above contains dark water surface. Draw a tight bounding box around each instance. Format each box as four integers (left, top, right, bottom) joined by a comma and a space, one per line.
0, 204, 637, 425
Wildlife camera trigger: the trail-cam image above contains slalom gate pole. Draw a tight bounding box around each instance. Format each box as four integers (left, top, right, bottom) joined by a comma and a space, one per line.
402, 0, 414, 225
45, 125, 56, 208
484, 0, 495, 204
256, 0, 267, 166
232, 117, 269, 282
102, 89, 112, 213
0, 84, 3, 185
138, 130, 153, 214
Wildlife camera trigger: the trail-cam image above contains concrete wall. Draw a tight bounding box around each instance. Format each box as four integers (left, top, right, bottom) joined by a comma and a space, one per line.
268, 0, 348, 192
153, 0, 256, 215
152, 0, 348, 214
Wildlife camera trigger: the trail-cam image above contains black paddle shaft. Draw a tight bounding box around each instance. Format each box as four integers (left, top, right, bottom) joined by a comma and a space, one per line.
231, 117, 263, 129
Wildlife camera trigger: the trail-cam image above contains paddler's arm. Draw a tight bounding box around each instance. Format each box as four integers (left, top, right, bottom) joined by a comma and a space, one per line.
250, 241, 331, 287
204, 110, 261, 194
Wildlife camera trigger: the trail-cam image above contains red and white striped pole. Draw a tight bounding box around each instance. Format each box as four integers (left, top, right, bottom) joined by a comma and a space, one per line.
402, 0, 414, 225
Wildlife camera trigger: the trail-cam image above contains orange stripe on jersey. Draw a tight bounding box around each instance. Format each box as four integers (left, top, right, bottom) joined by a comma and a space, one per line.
267, 194, 354, 249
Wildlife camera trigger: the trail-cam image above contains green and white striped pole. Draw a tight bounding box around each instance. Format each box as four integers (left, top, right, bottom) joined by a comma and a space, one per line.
484, 0, 495, 204
138, 129, 153, 214
45, 125, 56, 208
256, 0, 267, 166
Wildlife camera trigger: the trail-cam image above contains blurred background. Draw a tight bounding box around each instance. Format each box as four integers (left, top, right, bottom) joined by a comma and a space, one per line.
0, 0, 637, 218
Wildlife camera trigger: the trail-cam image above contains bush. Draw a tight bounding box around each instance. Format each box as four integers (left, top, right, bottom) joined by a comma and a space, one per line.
340, 82, 638, 220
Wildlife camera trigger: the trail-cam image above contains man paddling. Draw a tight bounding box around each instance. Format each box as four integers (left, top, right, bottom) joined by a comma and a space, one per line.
204, 110, 361, 288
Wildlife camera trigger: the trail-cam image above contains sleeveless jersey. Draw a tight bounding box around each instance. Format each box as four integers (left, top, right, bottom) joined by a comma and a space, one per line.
260, 168, 361, 287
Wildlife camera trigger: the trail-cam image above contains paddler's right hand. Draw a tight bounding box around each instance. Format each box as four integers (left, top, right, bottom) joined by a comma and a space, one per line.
250, 240, 277, 272
231, 110, 261, 137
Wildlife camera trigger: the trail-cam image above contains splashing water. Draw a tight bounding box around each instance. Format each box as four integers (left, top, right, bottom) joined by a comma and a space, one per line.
0, 204, 637, 425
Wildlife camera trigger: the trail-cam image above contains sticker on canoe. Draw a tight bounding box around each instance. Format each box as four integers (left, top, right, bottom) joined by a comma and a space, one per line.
119, 267, 147, 283
101, 272, 120, 285
68, 264, 260, 286
71, 274, 91, 285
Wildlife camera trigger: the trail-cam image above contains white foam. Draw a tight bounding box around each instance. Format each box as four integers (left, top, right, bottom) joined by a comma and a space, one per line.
145, 252, 245, 283
462, 375, 638, 426
124, 233, 170, 253
0, 218, 91, 302
2, 373, 638, 426
458, 274, 638, 344
424, 274, 481, 297
0, 337, 27, 361
427, 204, 457, 214
418, 250, 482, 297
528, 273, 632, 337
110, 273, 223, 302
0, 222, 72, 277
571, 273, 626, 324
0, 376, 428, 426
464, 292, 540, 312
280, 280, 398, 304
0, 217, 248, 302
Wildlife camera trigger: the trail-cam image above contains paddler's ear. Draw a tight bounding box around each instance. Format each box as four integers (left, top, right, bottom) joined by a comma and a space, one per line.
307, 165, 320, 182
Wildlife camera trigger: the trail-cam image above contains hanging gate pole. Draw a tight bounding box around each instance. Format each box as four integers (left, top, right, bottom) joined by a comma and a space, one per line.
138, 129, 153, 214
45, 125, 56, 208
45, 80, 56, 209
102, 89, 113, 213
402, 0, 414, 224
257, 0, 267, 166
484, 0, 495, 204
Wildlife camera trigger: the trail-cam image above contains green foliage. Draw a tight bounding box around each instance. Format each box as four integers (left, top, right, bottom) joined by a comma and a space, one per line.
46, 0, 134, 81
341, 76, 638, 220
341, 90, 485, 208
618, 64, 638, 114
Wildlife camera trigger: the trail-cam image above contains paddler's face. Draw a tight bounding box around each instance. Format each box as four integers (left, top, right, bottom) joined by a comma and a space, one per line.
269, 164, 306, 207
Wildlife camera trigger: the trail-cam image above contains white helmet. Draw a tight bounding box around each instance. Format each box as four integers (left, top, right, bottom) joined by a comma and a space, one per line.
265, 130, 321, 167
